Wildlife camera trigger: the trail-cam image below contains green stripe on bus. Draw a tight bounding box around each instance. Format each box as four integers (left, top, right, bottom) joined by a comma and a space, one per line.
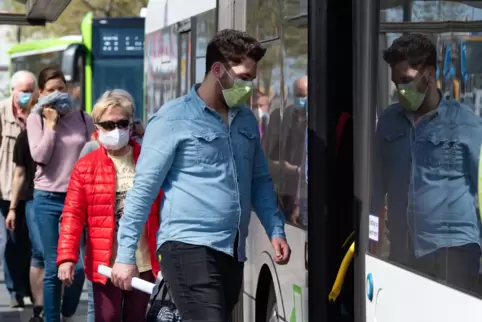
8, 38, 81, 54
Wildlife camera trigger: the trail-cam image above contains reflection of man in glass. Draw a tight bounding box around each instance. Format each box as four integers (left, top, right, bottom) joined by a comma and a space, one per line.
373, 34, 482, 291
252, 92, 270, 140
263, 76, 307, 225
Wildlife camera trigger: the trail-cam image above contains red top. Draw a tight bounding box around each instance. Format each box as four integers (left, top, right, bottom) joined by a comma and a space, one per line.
57, 139, 162, 283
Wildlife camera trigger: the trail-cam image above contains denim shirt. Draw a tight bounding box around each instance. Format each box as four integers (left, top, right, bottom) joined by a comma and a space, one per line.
115, 85, 285, 264
372, 97, 482, 261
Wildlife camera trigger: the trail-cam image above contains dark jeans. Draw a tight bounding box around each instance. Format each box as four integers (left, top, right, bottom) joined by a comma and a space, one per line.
411, 243, 480, 292
34, 190, 85, 321
159, 241, 244, 322
0, 199, 31, 298
93, 270, 154, 322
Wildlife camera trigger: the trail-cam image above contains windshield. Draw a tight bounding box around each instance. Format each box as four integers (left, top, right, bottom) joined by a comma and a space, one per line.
11, 50, 63, 78
92, 58, 144, 121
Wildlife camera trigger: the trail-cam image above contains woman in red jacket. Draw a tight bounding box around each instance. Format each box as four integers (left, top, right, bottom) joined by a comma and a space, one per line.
56, 91, 162, 322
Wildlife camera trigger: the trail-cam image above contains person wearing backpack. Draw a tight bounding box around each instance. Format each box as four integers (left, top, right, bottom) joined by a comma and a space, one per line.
26, 67, 95, 322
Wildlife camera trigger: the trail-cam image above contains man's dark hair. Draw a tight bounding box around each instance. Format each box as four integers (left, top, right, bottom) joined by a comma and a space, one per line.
205, 29, 267, 75
382, 33, 437, 69
38, 67, 66, 90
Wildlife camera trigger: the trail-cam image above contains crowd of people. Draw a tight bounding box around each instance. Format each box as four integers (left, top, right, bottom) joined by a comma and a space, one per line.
0, 28, 291, 322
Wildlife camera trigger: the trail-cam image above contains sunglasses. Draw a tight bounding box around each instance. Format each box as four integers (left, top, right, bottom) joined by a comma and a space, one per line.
96, 120, 130, 131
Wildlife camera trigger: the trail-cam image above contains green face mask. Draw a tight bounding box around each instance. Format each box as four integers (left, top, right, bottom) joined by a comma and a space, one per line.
397, 73, 427, 112
221, 69, 253, 108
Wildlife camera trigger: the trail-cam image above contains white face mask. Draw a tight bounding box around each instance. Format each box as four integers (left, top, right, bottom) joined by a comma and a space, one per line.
98, 128, 130, 150
257, 109, 268, 120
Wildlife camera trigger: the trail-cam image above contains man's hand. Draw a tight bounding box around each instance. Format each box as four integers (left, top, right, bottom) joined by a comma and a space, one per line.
111, 263, 139, 291
271, 237, 291, 265
58, 262, 75, 287
5, 210, 15, 231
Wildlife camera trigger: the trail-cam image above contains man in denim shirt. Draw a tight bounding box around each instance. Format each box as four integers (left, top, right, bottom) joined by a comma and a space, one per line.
111, 29, 290, 321
373, 33, 482, 291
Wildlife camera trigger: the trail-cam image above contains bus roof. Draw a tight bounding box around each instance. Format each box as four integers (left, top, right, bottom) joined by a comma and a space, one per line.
8, 36, 83, 56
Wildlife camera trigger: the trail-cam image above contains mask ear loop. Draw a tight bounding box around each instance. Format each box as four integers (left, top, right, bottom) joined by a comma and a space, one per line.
217, 64, 236, 91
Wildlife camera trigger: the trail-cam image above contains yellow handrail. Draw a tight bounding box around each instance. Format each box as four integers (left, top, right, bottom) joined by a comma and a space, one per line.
329, 241, 355, 302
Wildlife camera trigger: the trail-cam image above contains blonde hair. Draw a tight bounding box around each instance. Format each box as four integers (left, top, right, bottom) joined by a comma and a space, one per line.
92, 89, 135, 123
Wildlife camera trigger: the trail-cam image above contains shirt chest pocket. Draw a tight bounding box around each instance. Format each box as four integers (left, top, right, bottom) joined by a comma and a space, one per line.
237, 128, 256, 160
418, 135, 464, 174
192, 131, 228, 166
383, 132, 407, 164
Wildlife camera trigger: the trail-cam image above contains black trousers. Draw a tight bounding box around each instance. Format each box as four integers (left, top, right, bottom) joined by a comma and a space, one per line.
158, 241, 244, 322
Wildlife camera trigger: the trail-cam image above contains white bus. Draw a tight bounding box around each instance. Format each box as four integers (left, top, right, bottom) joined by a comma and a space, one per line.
143, 0, 216, 120
146, 0, 482, 321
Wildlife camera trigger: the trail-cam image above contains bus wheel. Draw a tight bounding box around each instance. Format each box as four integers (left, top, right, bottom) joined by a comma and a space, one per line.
266, 284, 279, 322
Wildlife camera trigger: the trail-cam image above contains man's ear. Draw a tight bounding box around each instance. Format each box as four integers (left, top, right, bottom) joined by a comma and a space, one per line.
212, 62, 223, 78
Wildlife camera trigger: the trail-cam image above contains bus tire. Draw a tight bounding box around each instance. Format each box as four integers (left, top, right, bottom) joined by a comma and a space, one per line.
266, 283, 278, 322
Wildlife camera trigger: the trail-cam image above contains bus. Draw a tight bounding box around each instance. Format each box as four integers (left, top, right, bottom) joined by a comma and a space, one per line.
147, 0, 482, 321
8, 13, 145, 121
144, 0, 216, 119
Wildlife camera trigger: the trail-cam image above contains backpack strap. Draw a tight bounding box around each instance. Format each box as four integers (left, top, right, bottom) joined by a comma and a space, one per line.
79, 110, 89, 141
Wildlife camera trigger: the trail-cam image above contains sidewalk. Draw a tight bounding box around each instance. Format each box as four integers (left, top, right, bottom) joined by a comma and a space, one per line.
0, 265, 88, 322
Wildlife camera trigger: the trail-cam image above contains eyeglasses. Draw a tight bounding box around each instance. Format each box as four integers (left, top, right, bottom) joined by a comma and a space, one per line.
96, 120, 130, 131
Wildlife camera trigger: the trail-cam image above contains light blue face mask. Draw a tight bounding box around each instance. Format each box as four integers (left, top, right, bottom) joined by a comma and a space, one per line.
18, 92, 32, 108
294, 96, 307, 110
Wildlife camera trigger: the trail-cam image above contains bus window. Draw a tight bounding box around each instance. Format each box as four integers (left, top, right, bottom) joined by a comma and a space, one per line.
194, 9, 216, 83
179, 31, 191, 95
371, 29, 482, 298
11, 51, 63, 78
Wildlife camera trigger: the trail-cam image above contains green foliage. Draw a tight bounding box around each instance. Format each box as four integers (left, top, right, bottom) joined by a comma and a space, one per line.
3, 0, 148, 42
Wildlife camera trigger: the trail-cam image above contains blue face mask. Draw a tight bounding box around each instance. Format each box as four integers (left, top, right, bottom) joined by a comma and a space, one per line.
18, 92, 32, 107
294, 96, 307, 110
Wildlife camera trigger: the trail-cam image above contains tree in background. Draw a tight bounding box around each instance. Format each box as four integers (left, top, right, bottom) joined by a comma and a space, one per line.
2, 0, 148, 42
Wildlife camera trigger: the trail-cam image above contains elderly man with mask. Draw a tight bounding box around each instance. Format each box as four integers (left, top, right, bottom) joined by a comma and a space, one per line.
0, 70, 36, 308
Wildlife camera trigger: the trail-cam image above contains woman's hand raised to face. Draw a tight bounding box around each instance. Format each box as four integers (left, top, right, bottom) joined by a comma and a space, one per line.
42, 106, 59, 130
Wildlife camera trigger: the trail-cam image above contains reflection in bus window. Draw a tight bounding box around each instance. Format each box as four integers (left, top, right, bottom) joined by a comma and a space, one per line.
371, 33, 482, 296
381, 1, 482, 22
258, 24, 308, 228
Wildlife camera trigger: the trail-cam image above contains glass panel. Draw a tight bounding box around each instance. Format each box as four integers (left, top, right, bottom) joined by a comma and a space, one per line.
381, 0, 482, 22
195, 9, 216, 83
11, 51, 63, 79
180, 32, 189, 96
370, 30, 482, 296
145, 25, 178, 119
249, 0, 281, 41
257, 36, 308, 228
92, 58, 144, 120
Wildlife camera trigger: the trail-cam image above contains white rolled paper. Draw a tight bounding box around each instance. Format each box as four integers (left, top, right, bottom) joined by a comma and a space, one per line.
97, 264, 155, 295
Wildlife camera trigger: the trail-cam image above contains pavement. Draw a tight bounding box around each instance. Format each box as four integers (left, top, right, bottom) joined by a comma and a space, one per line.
0, 265, 89, 322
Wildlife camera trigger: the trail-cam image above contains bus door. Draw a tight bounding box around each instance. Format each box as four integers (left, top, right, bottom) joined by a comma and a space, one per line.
365, 1, 482, 321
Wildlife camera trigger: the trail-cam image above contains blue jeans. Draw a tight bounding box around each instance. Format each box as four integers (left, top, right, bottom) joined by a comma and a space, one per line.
87, 280, 94, 322
0, 199, 30, 298
34, 190, 85, 321
80, 229, 95, 322
25, 200, 44, 268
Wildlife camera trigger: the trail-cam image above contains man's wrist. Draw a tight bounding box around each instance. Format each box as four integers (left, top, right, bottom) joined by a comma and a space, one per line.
115, 246, 137, 265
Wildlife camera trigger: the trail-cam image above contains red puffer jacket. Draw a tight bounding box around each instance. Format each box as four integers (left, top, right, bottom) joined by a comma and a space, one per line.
57, 139, 162, 283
